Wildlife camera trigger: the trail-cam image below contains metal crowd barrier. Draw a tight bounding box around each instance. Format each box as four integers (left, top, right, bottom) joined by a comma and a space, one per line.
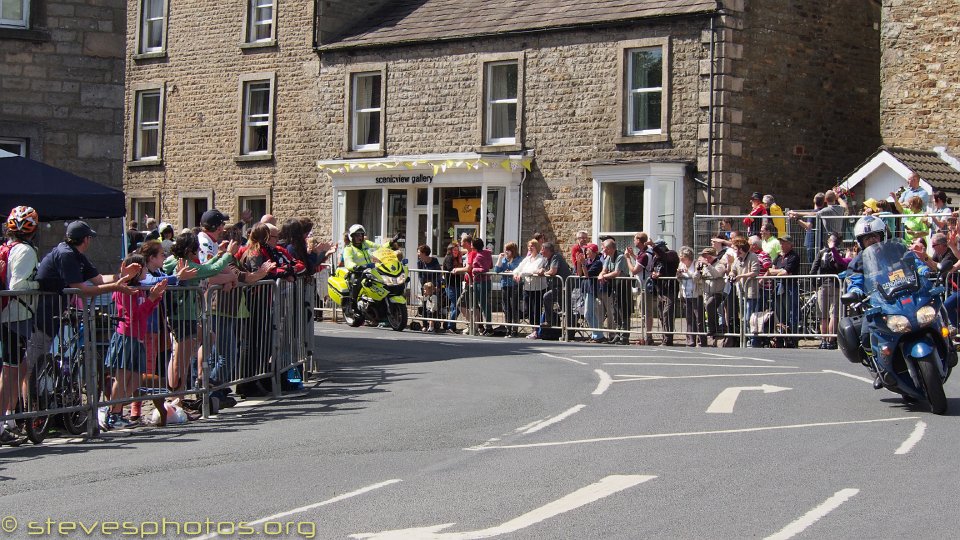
1, 277, 316, 444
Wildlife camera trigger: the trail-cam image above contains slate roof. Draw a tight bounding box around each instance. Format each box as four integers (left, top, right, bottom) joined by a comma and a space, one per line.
321, 0, 719, 50
846, 146, 960, 192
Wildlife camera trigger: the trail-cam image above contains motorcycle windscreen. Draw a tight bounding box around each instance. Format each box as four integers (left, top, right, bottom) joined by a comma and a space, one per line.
861, 241, 920, 301
373, 246, 399, 265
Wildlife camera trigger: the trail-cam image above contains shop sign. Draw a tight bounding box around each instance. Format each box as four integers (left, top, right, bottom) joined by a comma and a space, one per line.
375, 174, 433, 185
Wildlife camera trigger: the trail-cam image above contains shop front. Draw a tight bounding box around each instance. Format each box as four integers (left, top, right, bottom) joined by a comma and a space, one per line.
319, 153, 530, 258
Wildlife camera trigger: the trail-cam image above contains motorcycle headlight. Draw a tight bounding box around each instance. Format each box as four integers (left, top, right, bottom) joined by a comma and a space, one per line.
885, 314, 911, 333
382, 274, 406, 286
916, 305, 937, 327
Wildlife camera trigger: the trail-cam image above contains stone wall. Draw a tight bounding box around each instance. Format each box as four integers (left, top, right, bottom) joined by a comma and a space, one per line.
881, 0, 960, 157
713, 0, 882, 214
123, 0, 327, 232
319, 20, 711, 245
0, 0, 126, 270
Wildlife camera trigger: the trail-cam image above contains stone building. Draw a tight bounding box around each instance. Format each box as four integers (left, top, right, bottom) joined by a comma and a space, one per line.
123, 0, 881, 254
880, 0, 960, 159
1, 0, 127, 268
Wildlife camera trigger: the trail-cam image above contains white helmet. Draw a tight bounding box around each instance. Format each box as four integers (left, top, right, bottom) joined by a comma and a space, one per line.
853, 214, 886, 248
348, 224, 365, 237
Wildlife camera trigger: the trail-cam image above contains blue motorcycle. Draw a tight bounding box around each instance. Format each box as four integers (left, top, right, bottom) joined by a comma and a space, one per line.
838, 241, 957, 414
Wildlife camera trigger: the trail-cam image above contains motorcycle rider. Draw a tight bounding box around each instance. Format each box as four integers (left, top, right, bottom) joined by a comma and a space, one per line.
845, 214, 930, 389
342, 224, 401, 301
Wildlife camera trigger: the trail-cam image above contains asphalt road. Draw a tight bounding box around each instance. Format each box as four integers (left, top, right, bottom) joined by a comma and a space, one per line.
1, 323, 959, 539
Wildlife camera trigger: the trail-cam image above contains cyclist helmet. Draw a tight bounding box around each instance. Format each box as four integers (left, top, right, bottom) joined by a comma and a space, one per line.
348, 224, 366, 237
6, 205, 39, 235
853, 214, 886, 249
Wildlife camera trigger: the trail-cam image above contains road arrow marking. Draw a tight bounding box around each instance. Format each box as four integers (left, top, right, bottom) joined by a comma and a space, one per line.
351, 475, 655, 540
706, 384, 792, 414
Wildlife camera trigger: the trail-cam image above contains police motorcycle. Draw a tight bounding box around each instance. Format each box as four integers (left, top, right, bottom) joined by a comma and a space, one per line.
838, 217, 956, 414
328, 245, 409, 331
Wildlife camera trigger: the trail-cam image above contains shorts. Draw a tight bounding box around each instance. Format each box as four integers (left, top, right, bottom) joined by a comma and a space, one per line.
104, 332, 147, 372
817, 284, 840, 319
1, 320, 32, 366
168, 319, 200, 341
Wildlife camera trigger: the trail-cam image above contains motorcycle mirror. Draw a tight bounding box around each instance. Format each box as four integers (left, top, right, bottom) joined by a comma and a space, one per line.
841, 291, 863, 306
402, 258, 409, 265
930, 286, 945, 296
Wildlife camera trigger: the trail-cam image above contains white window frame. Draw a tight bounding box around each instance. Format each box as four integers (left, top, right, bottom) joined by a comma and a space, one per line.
137, 0, 168, 56
247, 0, 274, 43
0, 0, 29, 29
134, 88, 163, 161
350, 71, 383, 152
0, 137, 28, 157
484, 61, 519, 146
239, 76, 275, 157
626, 47, 664, 136
590, 163, 686, 249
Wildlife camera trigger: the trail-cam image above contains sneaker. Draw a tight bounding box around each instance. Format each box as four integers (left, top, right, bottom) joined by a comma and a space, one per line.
111, 415, 137, 429
219, 396, 237, 408
526, 332, 539, 339
97, 407, 112, 431
1, 426, 22, 446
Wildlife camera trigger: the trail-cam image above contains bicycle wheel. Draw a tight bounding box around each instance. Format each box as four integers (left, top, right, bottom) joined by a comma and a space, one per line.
24, 355, 55, 444
60, 354, 89, 436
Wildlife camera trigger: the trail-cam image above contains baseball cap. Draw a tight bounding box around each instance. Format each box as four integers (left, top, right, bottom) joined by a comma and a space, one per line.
66, 221, 97, 241
780, 234, 793, 243
200, 209, 229, 228
750, 191, 763, 201
585, 243, 599, 253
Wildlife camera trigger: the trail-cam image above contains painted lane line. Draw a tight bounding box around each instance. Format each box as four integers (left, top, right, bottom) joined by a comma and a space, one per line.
540, 352, 588, 365
592, 369, 613, 395
465, 417, 920, 451
351, 475, 656, 540
697, 351, 776, 363
521, 405, 586, 434
822, 369, 875, 384
705, 385, 792, 414
894, 420, 927, 455
194, 479, 402, 540
576, 355, 675, 359
612, 371, 828, 382
603, 362, 798, 369
764, 488, 860, 540
515, 420, 542, 433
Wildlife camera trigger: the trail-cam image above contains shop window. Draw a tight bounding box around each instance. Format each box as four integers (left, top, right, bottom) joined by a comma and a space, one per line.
130, 197, 158, 227
346, 66, 386, 155
180, 194, 211, 229
617, 38, 670, 143
341, 189, 382, 241
0, 0, 28, 29
598, 180, 645, 249
136, 0, 168, 57
0, 137, 27, 156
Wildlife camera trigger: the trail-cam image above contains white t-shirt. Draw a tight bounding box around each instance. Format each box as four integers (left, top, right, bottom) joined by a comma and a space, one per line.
197, 231, 218, 264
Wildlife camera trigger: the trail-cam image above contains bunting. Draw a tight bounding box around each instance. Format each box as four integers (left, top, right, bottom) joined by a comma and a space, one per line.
318, 157, 532, 176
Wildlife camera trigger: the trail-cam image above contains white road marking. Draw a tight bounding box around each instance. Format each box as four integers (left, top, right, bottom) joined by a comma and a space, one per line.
194, 479, 402, 540
696, 351, 776, 363
521, 405, 586, 434
540, 353, 588, 365
894, 420, 927, 455
705, 385, 792, 414
515, 420, 542, 433
604, 362, 798, 369
350, 475, 656, 540
764, 488, 860, 540
612, 371, 828, 382
822, 369, 874, 384
466, 417, 920, 451
576, 355, 673, 359
592, 369, 613, 395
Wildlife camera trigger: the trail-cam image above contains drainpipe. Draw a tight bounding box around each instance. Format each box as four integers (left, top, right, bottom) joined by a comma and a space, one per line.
706, 11, 717, 213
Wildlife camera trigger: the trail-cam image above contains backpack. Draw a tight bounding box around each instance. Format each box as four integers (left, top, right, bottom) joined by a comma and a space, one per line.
0, 240, 27, 311
637, 249, 655, 293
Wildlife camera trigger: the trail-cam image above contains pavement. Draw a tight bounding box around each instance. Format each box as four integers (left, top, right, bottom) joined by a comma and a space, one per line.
1, 322, 958, 539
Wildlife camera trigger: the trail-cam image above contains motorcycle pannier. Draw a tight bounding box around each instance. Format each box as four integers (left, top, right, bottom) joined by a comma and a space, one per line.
837, 315, 864, 364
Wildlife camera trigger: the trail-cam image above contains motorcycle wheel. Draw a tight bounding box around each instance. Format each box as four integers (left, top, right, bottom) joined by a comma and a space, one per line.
342, 300, 365, 328
387, 303, 407, 332
918, 358, 948, 415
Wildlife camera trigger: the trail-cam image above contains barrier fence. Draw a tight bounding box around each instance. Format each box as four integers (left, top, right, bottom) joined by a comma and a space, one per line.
0, 277, 314, 443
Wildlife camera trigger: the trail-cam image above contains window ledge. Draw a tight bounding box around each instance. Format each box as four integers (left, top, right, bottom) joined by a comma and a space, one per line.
126, 159, 163, 168
615, 133, 670, 145
239, 40, 277, 50
478, 143, 522, 154
133, 51, 168, 61
235, 153, 274, 163
343, 149, 386, 159
0, 27, 49, 42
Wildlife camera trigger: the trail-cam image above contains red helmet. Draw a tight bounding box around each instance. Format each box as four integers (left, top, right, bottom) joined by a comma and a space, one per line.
6, 206, 39, 235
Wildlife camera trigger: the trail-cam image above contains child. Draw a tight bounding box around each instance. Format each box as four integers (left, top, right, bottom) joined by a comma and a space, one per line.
100, 254, 167, 430
419, 282, 440, 332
